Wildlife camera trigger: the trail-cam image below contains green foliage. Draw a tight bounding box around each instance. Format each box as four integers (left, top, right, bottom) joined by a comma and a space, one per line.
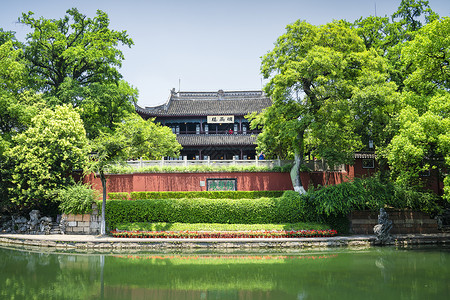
19, 8, 133, 97
102, 177, 439, 233
79, 81, 138, 139
129, 191, 285, 200
444, 176, 450, 202
6, 105, 90, 207
108, 192, 130, 200
255, 19, 400, 187
105, 163, 292, 174
386, 18, 450, 196
116, 222, 330, 232
57, 183, 99, 214
89, 114, 182, 234
101, 192, 311, 229
308, 177, 440, 216
0, 40, 46, 211
91, 115, 182, 171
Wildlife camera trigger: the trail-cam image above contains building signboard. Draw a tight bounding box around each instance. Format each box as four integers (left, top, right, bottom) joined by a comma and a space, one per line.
207, 178, 237, 191
207, 115, 234, 124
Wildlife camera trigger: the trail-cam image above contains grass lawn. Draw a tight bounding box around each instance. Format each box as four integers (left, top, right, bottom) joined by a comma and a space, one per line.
115, 222, 331, 232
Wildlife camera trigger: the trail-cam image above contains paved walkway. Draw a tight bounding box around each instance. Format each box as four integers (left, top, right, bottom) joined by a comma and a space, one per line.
1, 233, 449, 250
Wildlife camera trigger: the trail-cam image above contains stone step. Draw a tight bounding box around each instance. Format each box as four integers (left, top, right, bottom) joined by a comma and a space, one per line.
49, 222, 61, 234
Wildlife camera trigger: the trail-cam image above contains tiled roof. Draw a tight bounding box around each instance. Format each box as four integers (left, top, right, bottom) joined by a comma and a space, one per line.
136, 90, 271, 117
354, 152, 376, 159
176, 134, 257, 146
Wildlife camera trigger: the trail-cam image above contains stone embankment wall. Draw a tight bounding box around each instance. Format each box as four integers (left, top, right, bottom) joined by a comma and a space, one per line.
350, 210, 439, 234
62, 204, 100, 235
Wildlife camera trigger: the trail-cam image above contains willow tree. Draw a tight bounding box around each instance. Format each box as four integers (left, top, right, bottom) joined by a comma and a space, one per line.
255, 20, 397, 192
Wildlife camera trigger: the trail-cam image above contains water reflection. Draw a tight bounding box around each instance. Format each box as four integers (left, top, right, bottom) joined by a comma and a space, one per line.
0, 244, 448, 300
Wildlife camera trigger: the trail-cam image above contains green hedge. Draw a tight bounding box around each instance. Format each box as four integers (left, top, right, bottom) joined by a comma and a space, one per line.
102, 191, 311, 229
101, 177, 439, 234
129, 191, 285, 200
108, 192, 130, 200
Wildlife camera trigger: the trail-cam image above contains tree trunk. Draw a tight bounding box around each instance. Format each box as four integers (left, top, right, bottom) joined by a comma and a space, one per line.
100, 170, 107, 236
293, 132, 306, 194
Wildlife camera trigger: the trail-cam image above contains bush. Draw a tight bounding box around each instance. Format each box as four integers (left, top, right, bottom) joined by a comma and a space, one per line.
307, 176, 440, 216
108, 192, 130, 200
102, 191, 307, 229
57, 183, 99, 214
130, 191, 285, 200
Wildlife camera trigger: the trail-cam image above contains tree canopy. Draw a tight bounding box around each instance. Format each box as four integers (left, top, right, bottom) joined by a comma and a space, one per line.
252, 0, 448, 199
386, 17, 450, 196
7, 105, 90, 209
19, 8, 134, 104
252, 20, 398, 191
0, 8, 143, 213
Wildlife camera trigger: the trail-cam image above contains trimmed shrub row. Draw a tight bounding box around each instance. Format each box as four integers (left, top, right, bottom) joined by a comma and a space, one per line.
108, 192, 130, 200
102, 177, 440, 234
102, 191, 311, 229
108, 191, 285, 200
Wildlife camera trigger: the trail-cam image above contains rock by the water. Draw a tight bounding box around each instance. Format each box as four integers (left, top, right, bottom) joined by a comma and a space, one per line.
374, 208, 393, 245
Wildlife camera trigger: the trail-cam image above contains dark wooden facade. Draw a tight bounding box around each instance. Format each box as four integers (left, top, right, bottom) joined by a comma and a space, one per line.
136, 89, 271, 160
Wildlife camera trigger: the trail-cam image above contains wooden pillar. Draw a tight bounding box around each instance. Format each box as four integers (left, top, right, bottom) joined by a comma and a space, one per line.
239, 117, 242, 133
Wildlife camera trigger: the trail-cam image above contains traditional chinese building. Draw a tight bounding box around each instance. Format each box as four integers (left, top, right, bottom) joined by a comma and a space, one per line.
135, 89, 271, 160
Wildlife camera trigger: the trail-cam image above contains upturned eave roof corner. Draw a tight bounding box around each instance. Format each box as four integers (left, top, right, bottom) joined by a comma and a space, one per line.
137, 89, 272, 117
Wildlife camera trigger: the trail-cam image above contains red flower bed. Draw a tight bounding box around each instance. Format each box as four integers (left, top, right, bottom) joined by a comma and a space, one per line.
110, 229, 338, 239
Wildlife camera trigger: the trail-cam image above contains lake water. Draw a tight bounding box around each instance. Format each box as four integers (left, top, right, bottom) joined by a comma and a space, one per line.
0, 244, 449, 300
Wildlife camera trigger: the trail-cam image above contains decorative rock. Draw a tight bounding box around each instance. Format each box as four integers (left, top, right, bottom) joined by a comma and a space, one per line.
374, 208, 393, 245
39, 216, 53, 235
59, 216, 68, 235
28, 210, 41, 232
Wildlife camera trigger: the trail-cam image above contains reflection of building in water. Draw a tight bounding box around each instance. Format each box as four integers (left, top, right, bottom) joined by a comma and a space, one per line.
136, 89, 271, 160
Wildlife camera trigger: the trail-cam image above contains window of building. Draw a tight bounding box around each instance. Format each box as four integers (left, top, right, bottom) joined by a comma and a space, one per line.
362, 159, 374, 169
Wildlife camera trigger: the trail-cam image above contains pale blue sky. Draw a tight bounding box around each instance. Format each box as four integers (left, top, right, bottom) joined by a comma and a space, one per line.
1, 0, 449, 107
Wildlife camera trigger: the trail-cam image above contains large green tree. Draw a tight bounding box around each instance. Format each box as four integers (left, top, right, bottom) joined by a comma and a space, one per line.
353, 0, 439, 90
7, 105, 90, 210
253, 20, 397, 192
0, 39, 45, 211
90, 116, 182, 235
79, 80, 138, 139
19, 8, 133, 104
1, 8, 140, 214
387, 17, 450, 198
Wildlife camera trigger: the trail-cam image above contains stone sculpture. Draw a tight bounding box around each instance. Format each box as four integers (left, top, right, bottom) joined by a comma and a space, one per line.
28, 210, 41, 232
373, 208, 393, 245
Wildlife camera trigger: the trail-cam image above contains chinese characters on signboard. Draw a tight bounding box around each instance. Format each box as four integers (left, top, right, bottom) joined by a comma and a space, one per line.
207, 178, 237, 191
207, 115, 234, 123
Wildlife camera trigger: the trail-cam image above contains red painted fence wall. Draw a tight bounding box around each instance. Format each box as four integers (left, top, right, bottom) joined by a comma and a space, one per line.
86, 164, 419, 195
84, 172, 295, 194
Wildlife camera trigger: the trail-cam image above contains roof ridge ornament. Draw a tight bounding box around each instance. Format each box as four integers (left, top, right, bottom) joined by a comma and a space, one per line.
218, 89, 224, 100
